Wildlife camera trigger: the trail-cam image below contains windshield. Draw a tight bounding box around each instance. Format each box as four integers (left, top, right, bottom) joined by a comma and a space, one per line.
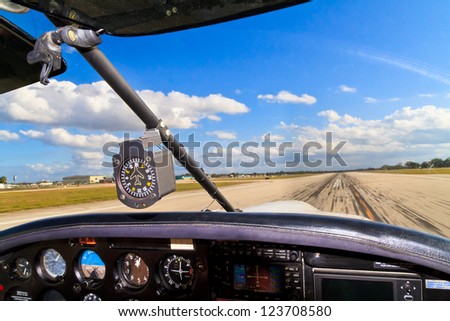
0, 1, 449, 238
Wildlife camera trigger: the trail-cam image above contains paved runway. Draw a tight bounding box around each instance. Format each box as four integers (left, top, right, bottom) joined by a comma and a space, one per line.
1, 173, 449, 237
284, 172, 450, 237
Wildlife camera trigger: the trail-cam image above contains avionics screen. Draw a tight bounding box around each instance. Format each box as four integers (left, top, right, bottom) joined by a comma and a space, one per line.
320, 278, 394, 300
233, 264, 284, 293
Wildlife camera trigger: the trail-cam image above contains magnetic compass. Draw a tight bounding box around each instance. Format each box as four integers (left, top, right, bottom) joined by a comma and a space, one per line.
113, 139, 166, 209
119, 157, 157, 199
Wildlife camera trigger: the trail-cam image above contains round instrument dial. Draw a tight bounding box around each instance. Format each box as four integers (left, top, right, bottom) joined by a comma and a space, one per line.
160, 254, 194, 291
79, 250, 106, 281
83, 293, 101, 301
120, 252, 149, 288
14, 257, 32, 279
40, 248, 66, 281
119, 157, 157, 199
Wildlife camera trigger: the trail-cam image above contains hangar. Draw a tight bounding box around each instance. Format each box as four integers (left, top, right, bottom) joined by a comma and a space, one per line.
62, 175, 106, 185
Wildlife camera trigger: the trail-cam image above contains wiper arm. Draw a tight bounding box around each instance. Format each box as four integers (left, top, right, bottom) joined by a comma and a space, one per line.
28, 26, 237, 212
79, 47, 236, 212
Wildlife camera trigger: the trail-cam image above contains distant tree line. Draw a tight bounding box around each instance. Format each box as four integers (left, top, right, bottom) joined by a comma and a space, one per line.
210, 171, 310, 178
381, 157, 450, 170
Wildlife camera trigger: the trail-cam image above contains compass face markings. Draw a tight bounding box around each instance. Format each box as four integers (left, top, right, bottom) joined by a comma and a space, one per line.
120, 157, 157, 198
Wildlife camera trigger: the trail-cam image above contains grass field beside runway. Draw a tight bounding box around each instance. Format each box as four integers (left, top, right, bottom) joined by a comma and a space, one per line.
0, 181, 249, 213
369, 168, 450, 175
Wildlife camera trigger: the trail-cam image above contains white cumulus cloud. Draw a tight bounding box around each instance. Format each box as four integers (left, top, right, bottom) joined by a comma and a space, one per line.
258, 90, 317, 105
26, 163, 72, 175
22, 129, 119, 179
267, 134, 285, 141
0, 130, 19, 141
279, 121, 299, 129
418, 93, 435, 98
207, 131, 237, 140
280, 105, 450, 167
365, 96, 400, 104
19, 129, 44, 138
0, 80, 249, 131
20, 128, 120, 149
364, 97, 378, 103
339, 85, 357, 93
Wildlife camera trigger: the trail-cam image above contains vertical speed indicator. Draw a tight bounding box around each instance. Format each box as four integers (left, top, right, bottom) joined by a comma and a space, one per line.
119, 157, 157, 199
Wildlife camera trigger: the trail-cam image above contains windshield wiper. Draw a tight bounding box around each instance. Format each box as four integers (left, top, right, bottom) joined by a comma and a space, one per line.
27, 26, 236, 212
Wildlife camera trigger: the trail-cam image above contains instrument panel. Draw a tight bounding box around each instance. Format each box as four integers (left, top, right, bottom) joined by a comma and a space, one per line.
0, 238, 209, 301
0, 238, 449, 301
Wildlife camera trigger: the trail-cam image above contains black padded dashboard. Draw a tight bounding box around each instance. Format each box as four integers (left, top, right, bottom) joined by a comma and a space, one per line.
0, 212, 449, 301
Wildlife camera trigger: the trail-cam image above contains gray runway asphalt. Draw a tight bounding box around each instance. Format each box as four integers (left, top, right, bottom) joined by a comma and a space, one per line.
1, 172, 449, 237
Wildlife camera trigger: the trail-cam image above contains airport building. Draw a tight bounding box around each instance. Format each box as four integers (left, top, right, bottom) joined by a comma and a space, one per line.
62, 175, 107, 185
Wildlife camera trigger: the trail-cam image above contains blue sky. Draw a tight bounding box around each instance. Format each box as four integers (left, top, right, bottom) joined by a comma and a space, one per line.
1, 0, 450, 182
